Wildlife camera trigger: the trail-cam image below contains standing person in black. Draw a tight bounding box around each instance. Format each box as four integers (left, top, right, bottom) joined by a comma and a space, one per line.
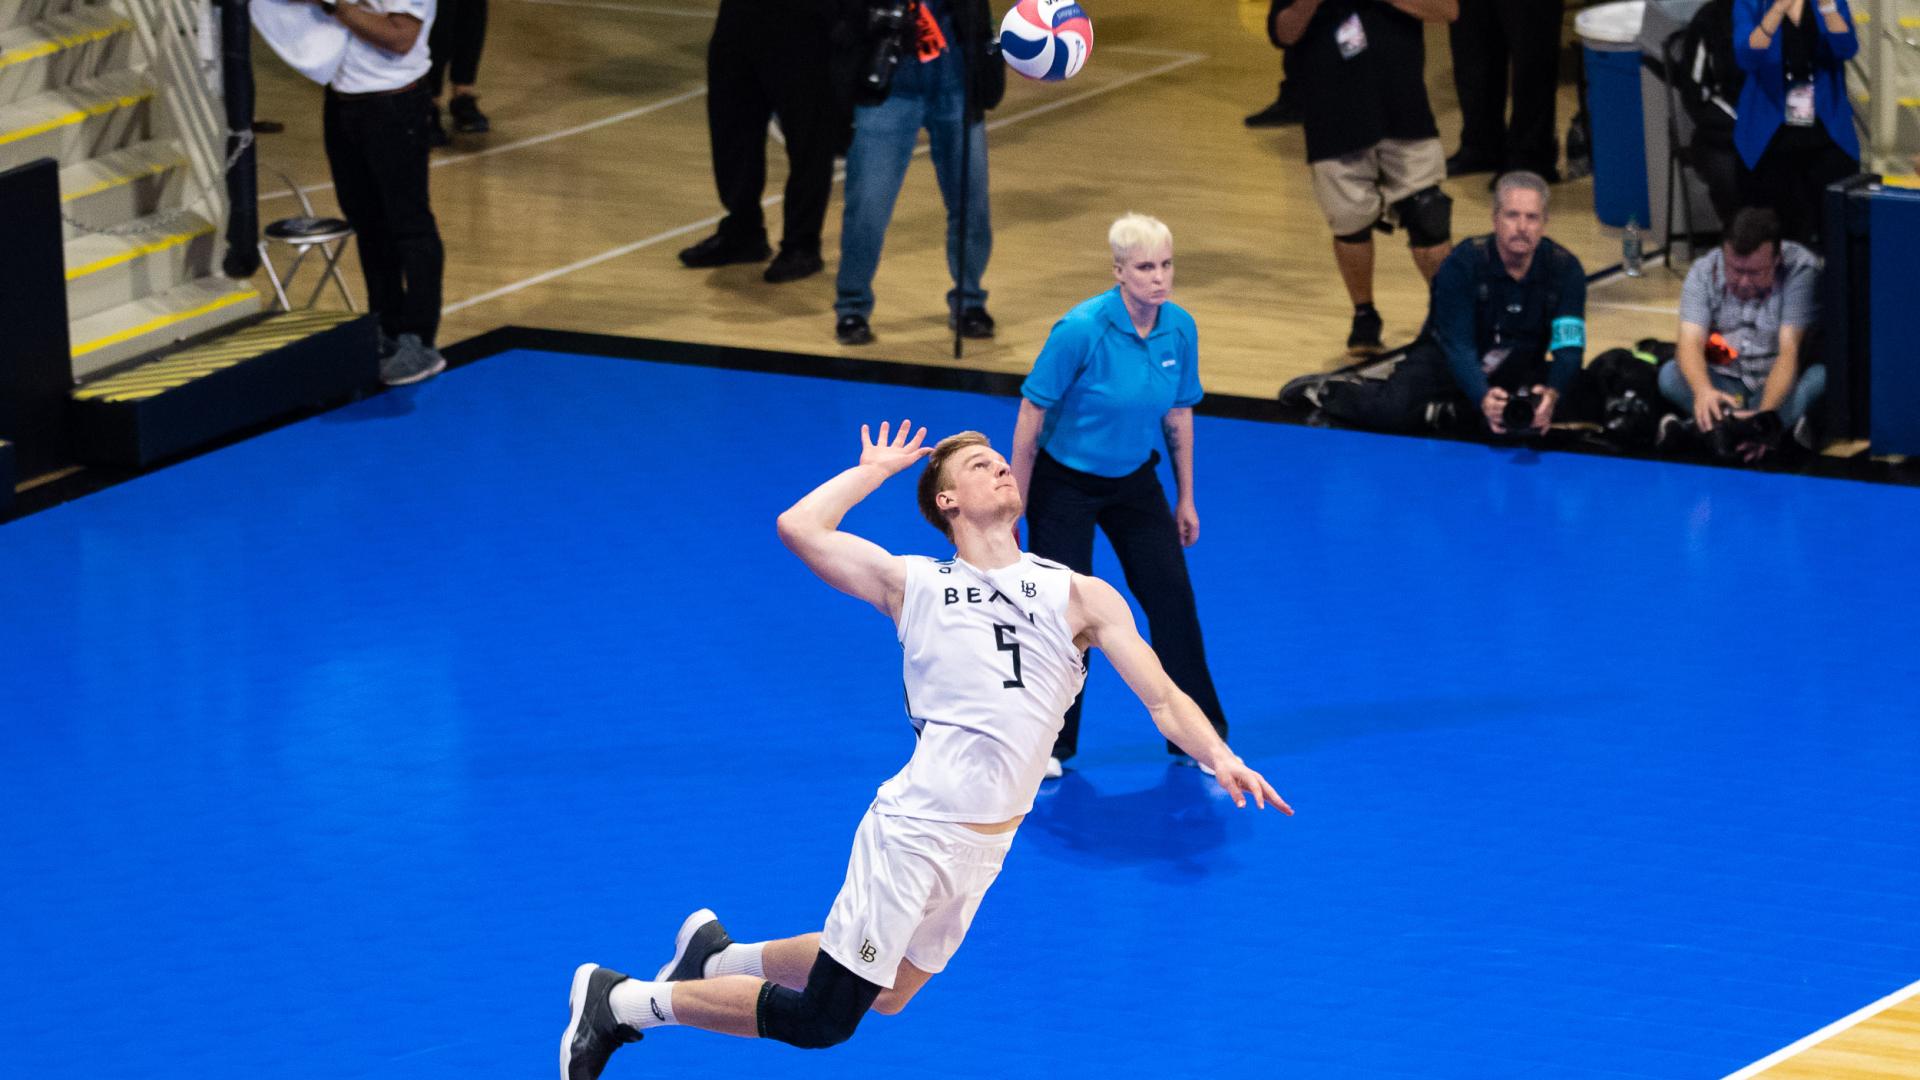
1445, 0, 1565, 180
677, 0, 840, 283
1310, 172, 1594, 435
425, 0, 489, 145
1268, 0, 1458, 355
302, 0, 447, 385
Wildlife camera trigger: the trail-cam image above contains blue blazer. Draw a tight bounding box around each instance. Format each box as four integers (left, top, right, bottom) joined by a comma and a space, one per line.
1731, 0, 1860, 167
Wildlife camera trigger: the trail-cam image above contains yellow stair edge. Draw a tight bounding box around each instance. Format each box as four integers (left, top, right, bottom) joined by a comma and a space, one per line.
60, 146, 185, 204
0, 13, 133, 72
0, 73, 152, 149
65, 218, 216, 281
70, 286, 262, 363
75, 309, 356, 402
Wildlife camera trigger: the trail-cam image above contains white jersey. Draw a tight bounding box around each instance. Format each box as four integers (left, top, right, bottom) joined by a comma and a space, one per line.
873, 553, 1086, 824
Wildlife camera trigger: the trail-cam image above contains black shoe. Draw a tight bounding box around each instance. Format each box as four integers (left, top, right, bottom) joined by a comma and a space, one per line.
836, 314, 873, 345
1244, 96, 1304, 128
654, 909, 735, 982
1445, 150, 1499, 178
949, 307, 995, 339
677, 232, 771, 268
1278, 372, 1360, 411
426, 102, 451, 148
763, 247, 823, 283
560, 964, 641, 1080
448, 93, 490, 134
1346, 308, 1383, 356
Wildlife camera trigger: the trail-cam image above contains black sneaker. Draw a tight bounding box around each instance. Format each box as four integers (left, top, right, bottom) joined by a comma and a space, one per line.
1445, 149, 1499, 178
763, 246, 823, 283
426, 102, 451, 148
677, 232, 771, 269
448, 93, 490, 134
949, 307, 995, 339
1278, 372, 1360, 411
654, 908, 735, 982
836, 314, 873, 345
1346, 308, 1383, 356
1244, 95, 1304, 128
560, 964, 641, 1080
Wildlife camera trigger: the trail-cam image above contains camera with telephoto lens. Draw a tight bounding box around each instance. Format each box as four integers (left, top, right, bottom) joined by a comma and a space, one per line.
1707, 409, 1782, 459
1501, 386, 1540, 432
861, 2, 914, 100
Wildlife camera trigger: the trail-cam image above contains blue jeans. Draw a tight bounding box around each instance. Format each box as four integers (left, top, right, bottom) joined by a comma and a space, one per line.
835, 49, 991, 319
1656, 359, 1827, 428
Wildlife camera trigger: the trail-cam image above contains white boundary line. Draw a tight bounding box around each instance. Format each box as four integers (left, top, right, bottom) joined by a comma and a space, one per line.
1718, 977, 1920, 1080
1590, 300, 1679, 315
511, 0, 715, 17
260, 86, 710, 202
444, 50, 1209, 316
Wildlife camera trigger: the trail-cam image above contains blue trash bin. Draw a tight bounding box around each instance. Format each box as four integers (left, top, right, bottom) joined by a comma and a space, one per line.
1578, 2, 1651, 229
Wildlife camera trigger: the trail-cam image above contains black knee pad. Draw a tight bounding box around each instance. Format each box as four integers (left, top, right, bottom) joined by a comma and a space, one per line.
1393, 186, 1453, 248
756, 952, 881, 1049
1333, 225, 1377, 245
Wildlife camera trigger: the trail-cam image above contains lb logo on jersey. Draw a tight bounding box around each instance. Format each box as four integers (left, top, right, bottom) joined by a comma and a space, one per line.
1021, 580, 1036, 598
859, 939, 878, 964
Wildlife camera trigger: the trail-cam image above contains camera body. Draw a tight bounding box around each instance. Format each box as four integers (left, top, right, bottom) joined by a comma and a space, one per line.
861, 2, 915, 101
1501, 386, 1539, 432
1707, 409, 1782, 458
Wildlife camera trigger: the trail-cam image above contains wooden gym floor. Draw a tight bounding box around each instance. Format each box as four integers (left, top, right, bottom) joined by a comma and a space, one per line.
249, 0, 1687, 401
238, 9, 1914, 1074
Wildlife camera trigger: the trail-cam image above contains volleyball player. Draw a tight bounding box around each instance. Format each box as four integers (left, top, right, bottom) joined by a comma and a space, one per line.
559, 420, 1289, 1080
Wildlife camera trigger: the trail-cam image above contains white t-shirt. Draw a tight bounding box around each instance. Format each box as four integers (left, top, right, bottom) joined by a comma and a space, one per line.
329, 0, 435, 93
873, 553, 1085, 824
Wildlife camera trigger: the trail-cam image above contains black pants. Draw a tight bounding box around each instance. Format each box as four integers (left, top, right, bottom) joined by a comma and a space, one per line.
323, 85, 445, 345
1024, 450, 1227, 761
427, 0, 487, 94
1321, 340, 1600, 434
705, 0, 837, 252
1450, 0, 1564, 173
1738, 125, 1857, 247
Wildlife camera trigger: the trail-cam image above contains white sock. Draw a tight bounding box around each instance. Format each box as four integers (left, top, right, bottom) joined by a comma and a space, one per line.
703, 942, 767, 980
608, 979, 676, 1030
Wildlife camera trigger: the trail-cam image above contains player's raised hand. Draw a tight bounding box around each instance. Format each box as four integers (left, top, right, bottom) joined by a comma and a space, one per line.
1212, 758, 1293, 815
860, 418, 933, 477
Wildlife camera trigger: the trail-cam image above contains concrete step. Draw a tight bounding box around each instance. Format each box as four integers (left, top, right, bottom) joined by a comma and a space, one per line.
64, 207, 216, 322
3, 0, 87, 32
0, 68, 149, 173
69, 274, 260, 379
59, 138, 188, 237
0, 6, 133, 108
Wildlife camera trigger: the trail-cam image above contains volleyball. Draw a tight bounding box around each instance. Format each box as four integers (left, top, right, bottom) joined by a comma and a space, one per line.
999, 0, 1093, 82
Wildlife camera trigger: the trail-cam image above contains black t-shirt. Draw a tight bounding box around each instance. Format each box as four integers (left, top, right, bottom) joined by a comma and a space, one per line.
1268, 0, 1439, 162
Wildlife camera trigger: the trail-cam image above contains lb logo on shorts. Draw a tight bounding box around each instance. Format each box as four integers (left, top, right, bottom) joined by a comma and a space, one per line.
859, 939, 878, 964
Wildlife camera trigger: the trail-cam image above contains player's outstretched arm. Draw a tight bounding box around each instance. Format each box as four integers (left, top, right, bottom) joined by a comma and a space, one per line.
1070, 574, 1293, 814
775, 420, 932, 620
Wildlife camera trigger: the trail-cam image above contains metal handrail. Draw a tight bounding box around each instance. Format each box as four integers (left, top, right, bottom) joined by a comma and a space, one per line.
117, 0, 229, 225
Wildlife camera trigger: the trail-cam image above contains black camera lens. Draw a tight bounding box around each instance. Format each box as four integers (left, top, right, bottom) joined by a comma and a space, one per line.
1502, 390, 1536, 431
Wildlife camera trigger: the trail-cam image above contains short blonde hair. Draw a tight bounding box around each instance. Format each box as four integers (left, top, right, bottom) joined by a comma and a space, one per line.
916, 431, 992, 539
1109, 213, 1173, 262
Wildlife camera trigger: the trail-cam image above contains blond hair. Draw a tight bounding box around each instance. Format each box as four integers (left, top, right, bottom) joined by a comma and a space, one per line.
916, 431, 992, 539
1108, 212, 1173, 263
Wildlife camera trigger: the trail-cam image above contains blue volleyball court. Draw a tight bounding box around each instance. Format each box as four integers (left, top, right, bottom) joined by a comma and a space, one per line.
1, 346, 1916, 1079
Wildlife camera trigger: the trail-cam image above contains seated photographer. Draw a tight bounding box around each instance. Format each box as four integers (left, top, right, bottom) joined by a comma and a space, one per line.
1309, 171, 1593, 436
1656, 206, 1824, 459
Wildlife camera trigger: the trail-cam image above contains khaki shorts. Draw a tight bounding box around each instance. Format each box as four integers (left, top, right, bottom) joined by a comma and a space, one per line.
1310, 137, 1447, 238
819, 806, 1014, 989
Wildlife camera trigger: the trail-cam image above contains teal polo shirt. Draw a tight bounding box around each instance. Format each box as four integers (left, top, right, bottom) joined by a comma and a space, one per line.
1020, 287, 1204, 478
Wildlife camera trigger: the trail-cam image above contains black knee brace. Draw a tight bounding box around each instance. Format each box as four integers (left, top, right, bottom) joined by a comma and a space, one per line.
1333, 225, 1376, 245
1393, 186, 1453, 248
756, 952, 882, 1049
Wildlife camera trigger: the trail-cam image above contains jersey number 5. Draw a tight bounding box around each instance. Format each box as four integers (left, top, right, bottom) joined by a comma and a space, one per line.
993, 624, 1025, 689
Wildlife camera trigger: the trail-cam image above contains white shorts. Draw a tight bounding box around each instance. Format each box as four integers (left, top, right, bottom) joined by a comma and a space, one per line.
819, 807, 1014, 989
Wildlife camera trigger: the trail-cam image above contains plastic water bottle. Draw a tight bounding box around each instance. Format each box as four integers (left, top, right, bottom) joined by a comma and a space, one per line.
1622, 218, 1645, 278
